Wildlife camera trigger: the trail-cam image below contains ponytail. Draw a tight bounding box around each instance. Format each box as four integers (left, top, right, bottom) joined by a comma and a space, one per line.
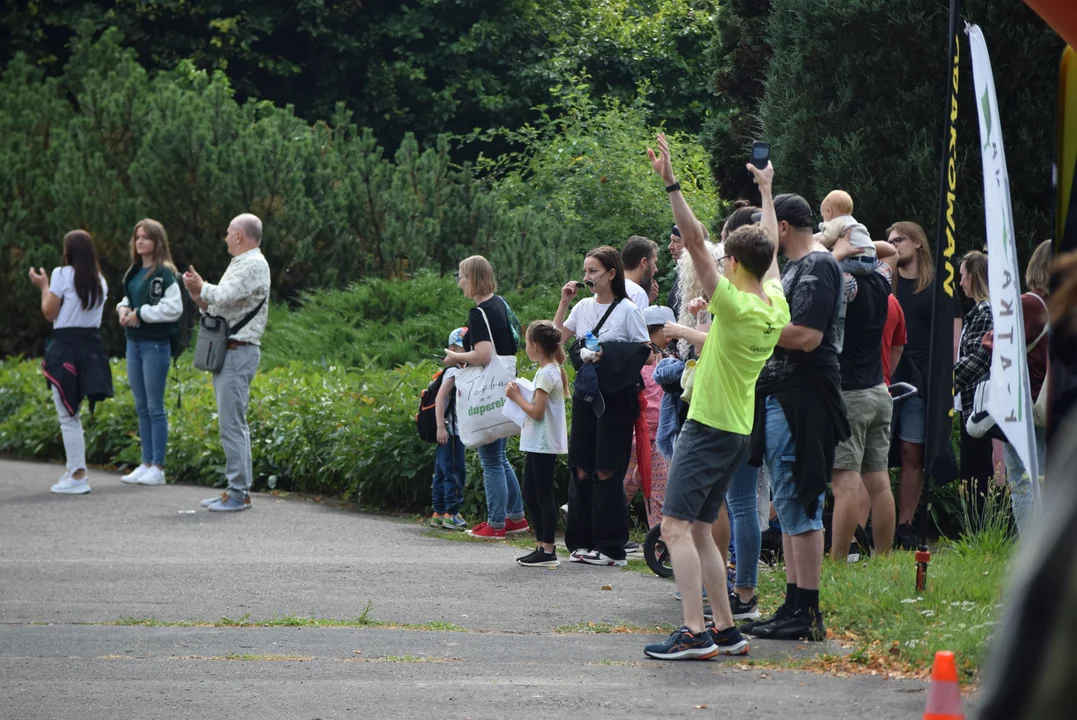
527, 320, 569, 394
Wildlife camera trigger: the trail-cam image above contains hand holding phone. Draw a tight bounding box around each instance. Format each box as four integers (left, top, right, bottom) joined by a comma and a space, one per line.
751, 141, 770, 170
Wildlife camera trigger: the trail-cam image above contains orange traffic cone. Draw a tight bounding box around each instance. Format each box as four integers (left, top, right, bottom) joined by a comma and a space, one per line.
923, 651, 964, 720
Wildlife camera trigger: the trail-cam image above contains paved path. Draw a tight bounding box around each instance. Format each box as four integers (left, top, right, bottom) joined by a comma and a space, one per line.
0, 459, 928, 719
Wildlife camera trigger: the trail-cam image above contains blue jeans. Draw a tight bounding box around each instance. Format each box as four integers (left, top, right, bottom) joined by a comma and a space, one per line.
1003, 426, 1047, 537
726, 462, 760, 589
126, 338, 171, 466
476, 438, 524, 528
432, 436, 466, 515
765, 396, 825, 535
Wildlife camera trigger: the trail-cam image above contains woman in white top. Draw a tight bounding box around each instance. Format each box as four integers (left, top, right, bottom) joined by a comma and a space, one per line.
28, 230, 112, 495
555, 245, 648, 566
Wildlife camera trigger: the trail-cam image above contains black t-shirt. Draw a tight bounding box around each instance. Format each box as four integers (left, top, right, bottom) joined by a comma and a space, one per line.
895, 275, 960, 359
759, 251, 845, 391
464, 295, 519, 356
840, 271, 890, 390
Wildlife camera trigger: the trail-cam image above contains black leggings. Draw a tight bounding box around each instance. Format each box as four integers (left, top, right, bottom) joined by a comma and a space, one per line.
523, 452, 558, 545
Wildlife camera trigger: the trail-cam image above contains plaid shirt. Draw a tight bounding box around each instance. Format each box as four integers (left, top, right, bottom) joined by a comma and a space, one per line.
954, 300, 993, 417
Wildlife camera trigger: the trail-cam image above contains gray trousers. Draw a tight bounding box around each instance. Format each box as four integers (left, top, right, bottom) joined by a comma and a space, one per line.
212, 345, 260, 500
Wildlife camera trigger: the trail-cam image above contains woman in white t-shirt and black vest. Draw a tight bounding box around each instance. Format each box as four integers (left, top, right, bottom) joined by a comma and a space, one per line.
28, 230, 114, 495
555, 245, 650, 566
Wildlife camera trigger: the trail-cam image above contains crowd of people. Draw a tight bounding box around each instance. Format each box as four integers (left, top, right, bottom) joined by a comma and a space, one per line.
30, 132, 1052, 662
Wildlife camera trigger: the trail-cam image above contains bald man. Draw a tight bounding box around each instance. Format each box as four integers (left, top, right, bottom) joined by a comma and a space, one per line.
184, 213, 272, 512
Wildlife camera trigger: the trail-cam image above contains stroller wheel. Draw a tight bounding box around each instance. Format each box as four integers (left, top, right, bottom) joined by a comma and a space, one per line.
643, 524, 674, 578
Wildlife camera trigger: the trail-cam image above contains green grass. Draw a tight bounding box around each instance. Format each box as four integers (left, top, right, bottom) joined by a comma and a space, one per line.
752, 543, 1009, 677
98, 602, 465, 632
553, 621, 677, 635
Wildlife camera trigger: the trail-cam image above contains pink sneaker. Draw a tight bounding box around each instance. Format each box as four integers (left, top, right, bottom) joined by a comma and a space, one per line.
504, 517, 530, 536
466, 522, 506, 540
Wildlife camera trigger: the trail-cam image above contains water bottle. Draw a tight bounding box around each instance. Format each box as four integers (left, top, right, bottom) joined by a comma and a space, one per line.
584, 332, 600, 352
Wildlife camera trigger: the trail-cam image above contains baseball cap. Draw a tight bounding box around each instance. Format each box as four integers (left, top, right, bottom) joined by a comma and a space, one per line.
671, 224, 681, 238
642, 305, 676, 327
573, 364, 605, 417
752, 193, 814, 229
448, 327, 467, 347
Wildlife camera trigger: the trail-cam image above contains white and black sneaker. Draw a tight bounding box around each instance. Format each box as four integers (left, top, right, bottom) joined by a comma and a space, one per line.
574, 550, 627, 567
517, 549, 559, 568
624, 541, 641, 556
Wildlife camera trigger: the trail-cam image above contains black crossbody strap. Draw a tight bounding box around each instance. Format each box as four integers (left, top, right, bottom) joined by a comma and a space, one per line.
589, 298, 622, 338
229, 296, 267, 336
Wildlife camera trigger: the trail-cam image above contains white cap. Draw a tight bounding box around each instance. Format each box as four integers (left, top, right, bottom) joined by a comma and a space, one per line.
642, 305, 676, 326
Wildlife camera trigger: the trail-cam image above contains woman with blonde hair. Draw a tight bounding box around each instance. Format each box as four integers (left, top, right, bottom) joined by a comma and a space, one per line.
954, 250, 994, 517
998, 240, 1052, 534
444, 255, 528, 540
116, 219, 184, 487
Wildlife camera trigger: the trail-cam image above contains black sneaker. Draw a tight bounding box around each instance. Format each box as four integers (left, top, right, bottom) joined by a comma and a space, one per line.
754, 609, 826, 641
624, 541, 641, 556
517, 549, 559, 568
516, 549, 543, 564
854, 524, 873, 558
706, 624, 750, 655
729, 593, 760, 621
643, 626, 719, 660
738, 604, 792, 636
894, 523, 918, 551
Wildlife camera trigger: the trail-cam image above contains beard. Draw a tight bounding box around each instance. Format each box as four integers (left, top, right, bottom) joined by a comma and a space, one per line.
897, 255, 914, 270
641, 271, 654, 291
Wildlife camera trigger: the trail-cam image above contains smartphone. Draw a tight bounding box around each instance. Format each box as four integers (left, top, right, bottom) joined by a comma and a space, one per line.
751, 141, 770, 170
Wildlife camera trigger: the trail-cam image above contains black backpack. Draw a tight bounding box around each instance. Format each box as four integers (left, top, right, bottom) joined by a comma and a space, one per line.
416, 370, 453, 443
170, 276, 197, 361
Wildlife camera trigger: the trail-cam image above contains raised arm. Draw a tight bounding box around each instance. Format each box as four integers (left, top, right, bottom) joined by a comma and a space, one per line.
555, 281, 578, 343
745, 161, 779, 283
648, 134, 719, 301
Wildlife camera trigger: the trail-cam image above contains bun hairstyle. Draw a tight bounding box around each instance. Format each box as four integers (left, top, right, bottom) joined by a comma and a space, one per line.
527, 320, 569, 395
733, 198, 753, 209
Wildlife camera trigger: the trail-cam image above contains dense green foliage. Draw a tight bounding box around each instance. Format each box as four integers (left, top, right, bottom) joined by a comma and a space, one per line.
759, 0, 1061, 261
2, 29, 714, 358
701, 0, 772, 202
1, 1, 720, 149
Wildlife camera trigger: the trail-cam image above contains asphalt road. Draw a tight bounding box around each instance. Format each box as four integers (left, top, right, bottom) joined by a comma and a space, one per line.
0, 458, 929, 719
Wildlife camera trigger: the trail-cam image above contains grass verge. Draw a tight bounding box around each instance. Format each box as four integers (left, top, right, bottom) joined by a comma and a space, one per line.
554, 621, 677, 635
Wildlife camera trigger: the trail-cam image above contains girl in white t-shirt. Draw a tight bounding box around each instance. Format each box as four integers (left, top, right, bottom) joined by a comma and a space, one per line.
28, 230, 111, 496
506, 321, 569, 568
554, 246, 649, 567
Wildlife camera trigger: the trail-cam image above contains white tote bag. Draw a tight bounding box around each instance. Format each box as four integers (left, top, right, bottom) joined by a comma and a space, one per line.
455, 306, 520, 447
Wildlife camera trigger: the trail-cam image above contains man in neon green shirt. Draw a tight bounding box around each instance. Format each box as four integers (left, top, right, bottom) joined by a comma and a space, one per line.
643, 133, 790, 661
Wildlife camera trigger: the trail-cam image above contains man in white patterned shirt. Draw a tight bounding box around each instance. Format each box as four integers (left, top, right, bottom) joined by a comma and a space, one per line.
183, 213, 271, 512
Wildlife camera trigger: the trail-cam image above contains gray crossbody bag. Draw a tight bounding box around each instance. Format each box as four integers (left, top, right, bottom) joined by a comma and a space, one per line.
193, 296, 266, 373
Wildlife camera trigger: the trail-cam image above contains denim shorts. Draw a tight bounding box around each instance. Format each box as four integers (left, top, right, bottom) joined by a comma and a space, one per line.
764, 396, 824, 536
895, 395, 926, 444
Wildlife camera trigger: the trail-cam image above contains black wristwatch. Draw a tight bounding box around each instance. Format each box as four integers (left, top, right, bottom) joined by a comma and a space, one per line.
665, 181, 681, 193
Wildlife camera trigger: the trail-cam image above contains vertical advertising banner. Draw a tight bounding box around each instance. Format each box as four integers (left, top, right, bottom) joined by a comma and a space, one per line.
969, 24, 1040, 491
925, 0, 962, 485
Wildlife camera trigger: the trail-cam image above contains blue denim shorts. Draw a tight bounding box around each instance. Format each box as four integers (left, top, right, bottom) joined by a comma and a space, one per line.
764, 396, 824, 536
895, 395, 926, 444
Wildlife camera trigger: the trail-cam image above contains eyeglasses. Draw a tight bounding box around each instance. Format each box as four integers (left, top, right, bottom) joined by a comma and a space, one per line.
889, 236, 909, 246
454, 272, 467, 282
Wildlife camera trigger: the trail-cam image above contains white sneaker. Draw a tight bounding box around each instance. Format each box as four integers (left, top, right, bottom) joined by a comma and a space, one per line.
121, 464, 150, 484
575, 550, 627, 567
51, 473, 91, 494
137, 466, 166, 486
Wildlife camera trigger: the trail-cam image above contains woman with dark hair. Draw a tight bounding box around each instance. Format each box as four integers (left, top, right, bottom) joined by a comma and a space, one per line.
116, 219, 183, 487
555, 246, 649, 566
28, 230, 113, 494
444, 255, 528, 540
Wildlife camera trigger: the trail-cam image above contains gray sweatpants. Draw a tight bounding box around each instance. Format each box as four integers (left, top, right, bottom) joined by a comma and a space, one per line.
212, 345, 260, 500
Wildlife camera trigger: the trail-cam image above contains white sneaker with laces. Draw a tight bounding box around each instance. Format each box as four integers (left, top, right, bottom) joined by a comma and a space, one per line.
51, 473, 91, 494
576, 550, 627, 567
121, 464, 150, 484
137, 466, 166, 486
